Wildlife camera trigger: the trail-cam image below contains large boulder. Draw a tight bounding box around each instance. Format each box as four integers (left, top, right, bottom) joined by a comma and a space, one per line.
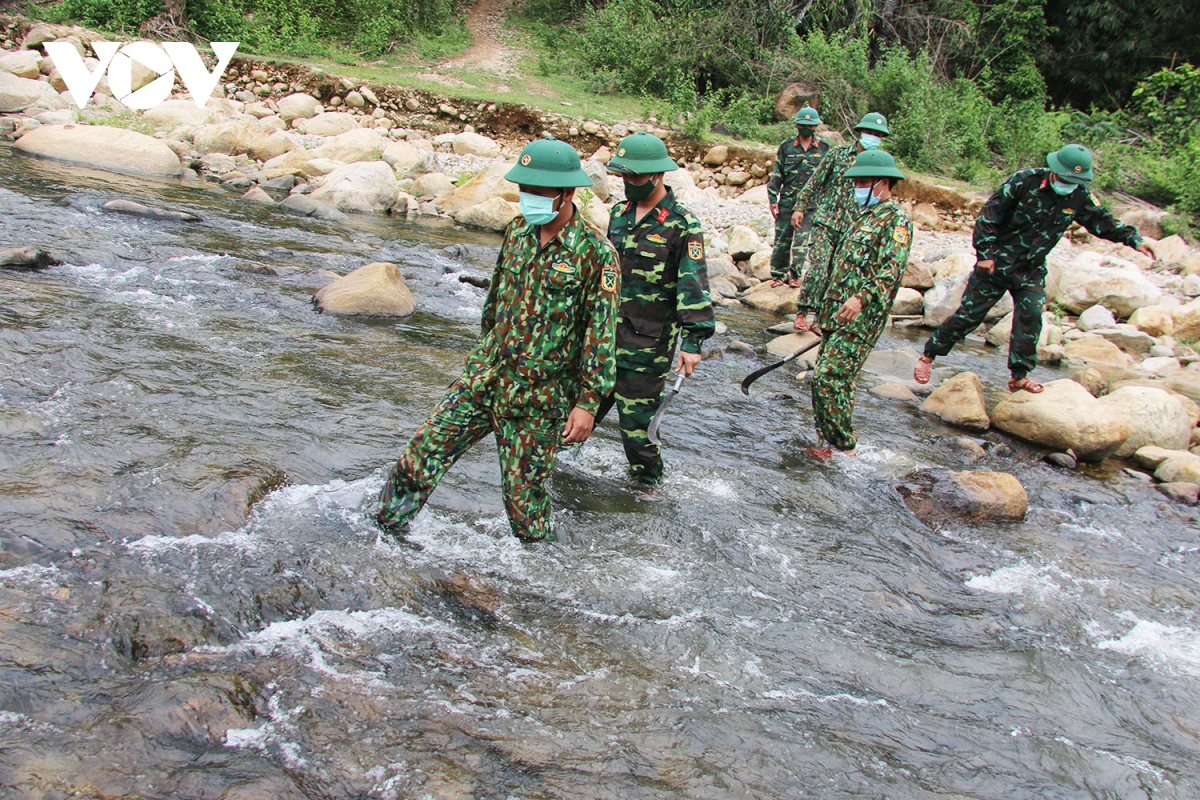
0, 50, 42, 79
314, 262, 415, 317
923, 274, 969, 328
891, 287, 924, 316
452, 131, 502, 158
897, 469, 1028, 523
435, 162, 518, 214
1056, 251, 1161, 317
919, 371, 990, 431
1096, 386, 1194, 458
299, 112, 358, 136
1127, 305, 1174, 338
1172, 298, 1200, 342
991, 379, 1129, 462
14, 124, 181, 177
309, 162, 398, 213
1155, 453, 1200, 484
728, 225, 763, 260
311, 128, 384, 164
382, 139, 422, 173
194, 120, 294, 161
741, 283, 799, 316
1063, 335, 1129, 371
411, 172, 456, 199
0, 70, 63, 112
277, 93, 320, 123
140, 99, 222, 128
901, 259, 935, 290
453, 196, 519, 232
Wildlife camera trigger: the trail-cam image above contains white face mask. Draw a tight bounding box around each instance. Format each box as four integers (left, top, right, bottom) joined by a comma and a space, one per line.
1051, 176, 1077, 196
859, 133, 882, 150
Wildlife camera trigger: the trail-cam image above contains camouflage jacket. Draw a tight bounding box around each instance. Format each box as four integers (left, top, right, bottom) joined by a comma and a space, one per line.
767, 136, 829, 209
819, 200, 914, 333
463, 210, 620, 418
606, 188, 716, 373
794, 142, 861, 233
974, 168, 1143, 274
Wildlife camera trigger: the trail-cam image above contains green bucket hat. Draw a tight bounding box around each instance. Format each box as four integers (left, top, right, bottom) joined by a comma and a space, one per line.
854, 112, 890, 136
606, 132, 679, 175
504, 137, 594, 188
792, 106, 822, 126
844, 149, 905, 180
1046, 143, 1094, 183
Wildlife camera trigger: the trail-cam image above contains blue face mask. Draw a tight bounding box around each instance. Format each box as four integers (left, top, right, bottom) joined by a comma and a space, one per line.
519, 191, 562, 225
854, 186, 882, 207
1051, 178, 1077, 196
859, 133, 882, 150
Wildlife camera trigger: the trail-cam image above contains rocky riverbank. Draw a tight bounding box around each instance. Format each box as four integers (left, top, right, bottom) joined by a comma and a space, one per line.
4, 18, 1200, 506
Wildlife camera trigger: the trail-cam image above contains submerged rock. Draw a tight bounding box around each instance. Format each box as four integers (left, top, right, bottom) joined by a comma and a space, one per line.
897, 469, 1028, 523
0, 246, 58, 269
103, 199, 202, 222
15, 124, 182, 177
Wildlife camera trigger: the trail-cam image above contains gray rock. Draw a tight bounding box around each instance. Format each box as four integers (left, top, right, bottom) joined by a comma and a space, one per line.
1077, 304, 1116, 331
0, 246, 57, 269
102, 199, 202, 222
1044, 452, 1077, 469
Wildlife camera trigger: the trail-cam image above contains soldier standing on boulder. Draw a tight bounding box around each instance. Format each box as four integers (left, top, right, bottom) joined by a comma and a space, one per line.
767, 107, 829, 288
791, 112, 891, 334
810, 150, 913, 456
914, 144, 1155, 393
598, 132, 715, 484
377, 137, 620, 541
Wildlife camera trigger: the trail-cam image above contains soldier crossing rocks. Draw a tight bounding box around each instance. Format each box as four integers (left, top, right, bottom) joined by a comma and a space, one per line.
377, 137, 620, 541
914, 144, 1155, 394
598, 132, 715, 484
766, 107, 829, 287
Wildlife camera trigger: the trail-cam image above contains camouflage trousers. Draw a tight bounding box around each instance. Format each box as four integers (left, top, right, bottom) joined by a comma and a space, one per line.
924, 267, 1046, 379
770, 206, 815, 282
811, 324, 880, 452
377, 380, 561, 540
594, 367, 666, 484
796, 222, 845, 315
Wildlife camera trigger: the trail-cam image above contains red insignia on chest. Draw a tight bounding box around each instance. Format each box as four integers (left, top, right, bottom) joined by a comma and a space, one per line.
656, 207, 669, 223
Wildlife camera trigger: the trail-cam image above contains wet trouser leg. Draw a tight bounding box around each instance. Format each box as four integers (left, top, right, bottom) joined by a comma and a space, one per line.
1006, 278, 1047, 379
596, 367, 666, 483
811, 328, 874, 451
770, 208, 796, 281
787, 210, 815, 281
798, 223, 841, 316
378, 380, 560, 540
923, 269, 1010, 363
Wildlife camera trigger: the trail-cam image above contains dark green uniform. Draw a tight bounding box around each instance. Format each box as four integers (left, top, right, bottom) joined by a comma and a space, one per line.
378, 211, 620, 540
597, 188, 715, 483
767, 136, 829, 282
924, 168, 1144, 379
793, 143, 861, 314
812, 200, 913, 451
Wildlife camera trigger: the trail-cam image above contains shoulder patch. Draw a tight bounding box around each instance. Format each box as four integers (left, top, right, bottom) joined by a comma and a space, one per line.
601, 266, 618, 293
892, 226, 909, 245
688, 240, 705, 261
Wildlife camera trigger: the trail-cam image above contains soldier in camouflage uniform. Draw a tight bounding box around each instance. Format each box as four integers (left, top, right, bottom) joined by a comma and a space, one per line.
810, 150, 913, 455
791, 112, 891, 334
598, 132, 715, 484
377, 138, 620, 541
915, 144, 1154, 393
767, 107, 829, 286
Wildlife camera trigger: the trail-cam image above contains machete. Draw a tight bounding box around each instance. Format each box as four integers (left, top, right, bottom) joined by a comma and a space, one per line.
646, 372, 685, 446
739, 337, 822, 395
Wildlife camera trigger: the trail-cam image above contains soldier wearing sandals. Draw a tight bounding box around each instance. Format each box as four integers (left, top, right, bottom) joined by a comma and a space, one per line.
766, 107, 829, 288
914, 144, 1155, 394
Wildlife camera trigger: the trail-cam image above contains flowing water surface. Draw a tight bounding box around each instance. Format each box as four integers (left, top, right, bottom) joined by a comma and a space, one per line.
0, 143, 1198, 799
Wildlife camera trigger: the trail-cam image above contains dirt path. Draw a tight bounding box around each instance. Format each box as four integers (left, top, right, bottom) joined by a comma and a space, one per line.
436, 0, 529, 76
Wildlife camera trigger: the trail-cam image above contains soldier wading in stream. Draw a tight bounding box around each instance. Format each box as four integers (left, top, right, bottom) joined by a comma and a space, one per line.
809, 150, 913, 457
377, 137, 620, 541
598, 132, 715, 484
914, 144, 1155, 393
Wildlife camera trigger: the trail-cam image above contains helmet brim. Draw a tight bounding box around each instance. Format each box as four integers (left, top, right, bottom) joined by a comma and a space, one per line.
606, 156, 678, 175
504, 163, 595, 188
1046, 151, 1092, 183
844, 165, 905, 180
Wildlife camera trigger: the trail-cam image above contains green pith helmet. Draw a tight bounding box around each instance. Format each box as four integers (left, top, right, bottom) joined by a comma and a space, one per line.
606, 132, 679, 175
504, 137, 594, 188
854, 112, 889, 136
792, 106, 822, 126
844, 149, 905, 180
1046, 143, 1094, 183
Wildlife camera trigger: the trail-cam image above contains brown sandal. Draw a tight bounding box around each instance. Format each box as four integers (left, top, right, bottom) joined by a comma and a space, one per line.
793, 314, 811, 332
1008, 376, 1044, 393
788, 278, 801, 288
770, 279, 785, 288
913, 355, 933, 385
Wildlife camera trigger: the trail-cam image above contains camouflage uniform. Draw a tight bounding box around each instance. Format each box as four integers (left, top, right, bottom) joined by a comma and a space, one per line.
812, 200, 914, 451
924, 168, 1144, 379
378, 211, 620, 540
596, 188, 715, 483
767, 136, 829, 281
793, 143, 861, 314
